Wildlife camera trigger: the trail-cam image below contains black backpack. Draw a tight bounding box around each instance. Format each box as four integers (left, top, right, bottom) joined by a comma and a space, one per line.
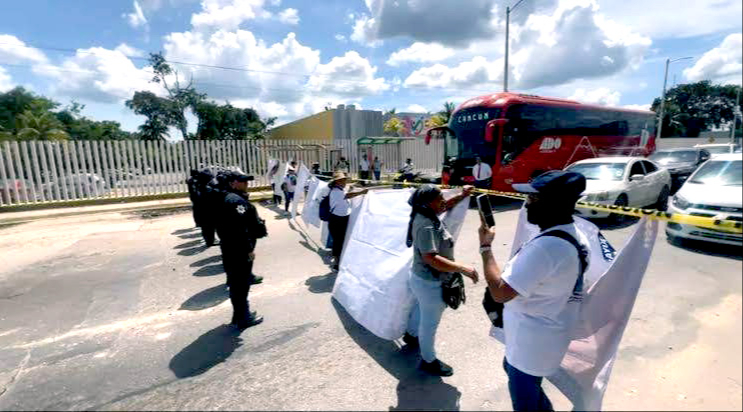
318, 189, 335, 221
482, 230, 589, 328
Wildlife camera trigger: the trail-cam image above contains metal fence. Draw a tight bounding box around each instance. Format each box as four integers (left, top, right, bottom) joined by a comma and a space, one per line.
0, 138, 445, 207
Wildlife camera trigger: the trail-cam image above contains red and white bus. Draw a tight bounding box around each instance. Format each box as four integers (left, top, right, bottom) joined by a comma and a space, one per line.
426, 93, 657, 191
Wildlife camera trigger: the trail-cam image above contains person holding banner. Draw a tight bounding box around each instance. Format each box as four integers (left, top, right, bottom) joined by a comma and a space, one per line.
327, 171, 368, 270
478, 171, 587, 411
404, 184, 478, 377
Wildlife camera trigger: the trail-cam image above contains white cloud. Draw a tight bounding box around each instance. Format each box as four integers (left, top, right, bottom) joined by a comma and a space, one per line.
683, 33, 742, 85
405, 104, 428, 113
115, 43, 146, 58
124, 0, 148, 29
622, 103, 650, 111
306, 51, 388, 97
386, 42, 455, 67
568, 87, 621, 106
191, 0, 271, 31
402, 0, 650, 92
269, 0, 281, 5
0, 34, 47, 64
278, 8, 299, 25
0, 67, 13, 92
351, 0, 499, 46
34, 47, 161, 104
596, 0, 742, 39
334, 34, 347, 43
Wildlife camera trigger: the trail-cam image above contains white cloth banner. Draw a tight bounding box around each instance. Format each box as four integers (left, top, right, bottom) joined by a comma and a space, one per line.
492, 210, 659, 411
332, 189, 469, 341
265, 159, 278, 181
273, 162, 289, 199
291, 163, 311, 219
301, 178, 327, 229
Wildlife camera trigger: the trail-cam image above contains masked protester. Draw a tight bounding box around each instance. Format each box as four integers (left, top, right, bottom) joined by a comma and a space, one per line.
403, 184, 478, 376
478, 171, 588, 412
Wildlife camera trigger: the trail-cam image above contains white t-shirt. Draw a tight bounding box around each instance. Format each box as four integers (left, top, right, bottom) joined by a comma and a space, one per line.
360, 159, 370, 171
472, 162, 492, 181
329, 187, 351, 216
502, 223, 584, 377
283, 174, 297, 193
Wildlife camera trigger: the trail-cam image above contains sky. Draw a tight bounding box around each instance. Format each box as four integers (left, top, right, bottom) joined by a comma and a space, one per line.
0, 0, 741, 137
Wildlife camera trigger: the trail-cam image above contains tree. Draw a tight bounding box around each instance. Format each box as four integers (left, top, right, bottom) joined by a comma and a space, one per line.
651, 81, 742, 137
384, 107, 397, 116
383, 117, 404, 136
193, 101, 273, 140
439, 102, 456, 124
15, 110, 69, 140
138, 118, 170, 141
425, 114, 448, 129
0, 87, 59, 134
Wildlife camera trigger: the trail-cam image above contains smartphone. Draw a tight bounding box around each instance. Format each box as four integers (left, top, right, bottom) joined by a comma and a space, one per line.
477, 194, 496, 228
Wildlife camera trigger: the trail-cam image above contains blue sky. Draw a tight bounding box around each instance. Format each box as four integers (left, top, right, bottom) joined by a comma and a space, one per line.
0, 0, 741, 137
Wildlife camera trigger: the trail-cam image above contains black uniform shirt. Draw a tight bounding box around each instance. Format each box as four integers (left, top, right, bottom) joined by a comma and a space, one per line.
218, 189, 259, 253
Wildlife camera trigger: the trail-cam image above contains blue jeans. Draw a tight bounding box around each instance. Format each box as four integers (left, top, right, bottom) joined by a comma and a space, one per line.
407, 273, 446, 362
503, 357, 554, 412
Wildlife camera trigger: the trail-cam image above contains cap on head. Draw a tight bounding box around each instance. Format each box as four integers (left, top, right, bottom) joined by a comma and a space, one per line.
225, 171, 253, 183
512, 170, 586, 200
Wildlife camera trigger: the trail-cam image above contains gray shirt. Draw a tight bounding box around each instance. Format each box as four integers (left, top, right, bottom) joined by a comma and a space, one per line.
411, 214, 455, 281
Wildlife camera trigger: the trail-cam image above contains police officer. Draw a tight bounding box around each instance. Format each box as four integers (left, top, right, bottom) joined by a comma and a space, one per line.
217, 171, 265, 329
197, 168, 220, 247
186, 169, 200, 228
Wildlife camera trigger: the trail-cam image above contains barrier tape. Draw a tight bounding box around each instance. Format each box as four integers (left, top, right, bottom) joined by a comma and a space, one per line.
345, 177, 743, 235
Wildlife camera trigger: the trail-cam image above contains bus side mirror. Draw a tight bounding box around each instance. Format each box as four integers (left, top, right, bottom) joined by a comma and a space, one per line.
425, 126, 454, 145
485, 119, 508, 142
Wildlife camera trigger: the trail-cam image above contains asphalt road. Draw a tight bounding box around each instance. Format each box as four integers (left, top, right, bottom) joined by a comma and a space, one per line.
0, 198, 740, 411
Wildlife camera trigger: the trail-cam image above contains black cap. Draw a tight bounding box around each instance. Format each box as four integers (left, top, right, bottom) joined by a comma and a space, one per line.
512, 170, 586, 200
225, 171, 253, 182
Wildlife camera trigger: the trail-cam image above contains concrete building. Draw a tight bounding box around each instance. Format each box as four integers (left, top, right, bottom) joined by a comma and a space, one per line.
269, 104, 383, 142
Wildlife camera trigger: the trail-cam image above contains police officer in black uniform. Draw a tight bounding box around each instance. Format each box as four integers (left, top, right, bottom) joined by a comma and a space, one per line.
217, 171, 265, 329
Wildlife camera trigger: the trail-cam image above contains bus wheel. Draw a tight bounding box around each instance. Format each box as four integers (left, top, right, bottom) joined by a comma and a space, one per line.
611, 194, 628, 223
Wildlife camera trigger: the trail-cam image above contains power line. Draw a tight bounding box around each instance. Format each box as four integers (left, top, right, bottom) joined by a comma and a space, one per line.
0, 41, 501, 96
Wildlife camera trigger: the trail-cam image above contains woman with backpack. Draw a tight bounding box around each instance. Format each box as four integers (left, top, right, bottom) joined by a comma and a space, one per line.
325, 171, 368, 271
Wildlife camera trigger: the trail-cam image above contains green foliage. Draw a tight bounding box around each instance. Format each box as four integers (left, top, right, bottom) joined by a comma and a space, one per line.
193, 101, 274, 140
439, 102, 456, 124
651, 81, 742, 137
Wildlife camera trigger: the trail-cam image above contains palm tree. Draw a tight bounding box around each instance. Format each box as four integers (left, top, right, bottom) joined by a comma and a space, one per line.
0, 125, 12, 141
439, 102, 456, 124
138, 118, 170, 141
15, 110, 69, 140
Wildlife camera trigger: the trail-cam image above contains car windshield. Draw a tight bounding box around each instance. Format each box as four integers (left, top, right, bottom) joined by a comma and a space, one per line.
689, 160, 743, 186
649, 150, 696, 163
566, 162, 625, 181
702, 146, 731, 155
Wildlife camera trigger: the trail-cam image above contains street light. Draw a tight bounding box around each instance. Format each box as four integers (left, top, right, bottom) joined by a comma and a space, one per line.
503, 0, 527, 92
656, 56, 693, 139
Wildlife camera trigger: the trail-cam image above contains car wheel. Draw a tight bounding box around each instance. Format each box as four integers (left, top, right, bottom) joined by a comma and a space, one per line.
611, 194, 628, 223
656, 186, 670, 211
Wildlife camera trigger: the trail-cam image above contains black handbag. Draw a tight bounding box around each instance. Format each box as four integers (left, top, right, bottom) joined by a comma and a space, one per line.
442, 273, 466, 310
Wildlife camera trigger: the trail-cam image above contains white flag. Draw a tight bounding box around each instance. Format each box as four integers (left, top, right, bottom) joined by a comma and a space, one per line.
301, 178, 327, 229
332, 189, 469, 340
492, 209, 658, 410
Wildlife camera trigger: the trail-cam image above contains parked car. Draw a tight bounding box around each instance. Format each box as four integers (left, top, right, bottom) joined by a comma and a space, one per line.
0, 179, 35, 204
694, 143, 740, 159
648, 148, 710, 190
565, 157, 672, 219
666, 153, 742, 246
41, 173, 108, 200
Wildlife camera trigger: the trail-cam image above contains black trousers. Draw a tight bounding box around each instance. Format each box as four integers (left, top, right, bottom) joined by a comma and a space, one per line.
328, 214, 350, 261
284, 191, 294, 211
201, 221, 216, 246
360, 171, 370, 180
222, 248, 254, 324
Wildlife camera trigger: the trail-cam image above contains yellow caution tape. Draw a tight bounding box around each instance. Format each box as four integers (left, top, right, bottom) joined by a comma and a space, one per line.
349, 177, 743, 235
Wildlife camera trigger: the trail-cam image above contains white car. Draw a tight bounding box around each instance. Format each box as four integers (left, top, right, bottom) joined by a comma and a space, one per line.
565, 157, 672, 219
694, 143, 740, 159
666, 153, 742, 246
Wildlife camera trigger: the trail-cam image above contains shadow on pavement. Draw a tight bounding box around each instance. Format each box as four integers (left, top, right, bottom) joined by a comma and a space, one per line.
288, 220, 333, 266
169, 324, 242, 379
175, 239, 203, 249
172, 228, 198, 235
180, 284, 229, 311
178, 245, 210, 257
178, 232, 203, 240
305, 272, 337, 293
193, 264, 225, 277
668, 236, 742, 261
332, 298, 461, 411
190, 255, 222, 267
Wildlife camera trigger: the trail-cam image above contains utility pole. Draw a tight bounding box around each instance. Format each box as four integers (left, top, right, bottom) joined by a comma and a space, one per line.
503, 0, 526, 93
656, 56, 693, 139
731, 87, 741, 144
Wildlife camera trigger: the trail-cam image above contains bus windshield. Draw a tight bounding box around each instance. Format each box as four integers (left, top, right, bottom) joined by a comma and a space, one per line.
448, 108, 501, 160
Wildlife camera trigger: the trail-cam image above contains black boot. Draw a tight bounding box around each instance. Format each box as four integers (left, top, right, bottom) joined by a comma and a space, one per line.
420, 359, 453, 377
402, 332, 419, 349
250, 275, 264, 285
235, 311, 264, 329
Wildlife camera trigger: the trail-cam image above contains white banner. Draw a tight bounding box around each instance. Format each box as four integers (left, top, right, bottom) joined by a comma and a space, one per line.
332, 189, 469, 340
291, 163, 311, 219
301, 178, 326, 229
492, 210, 658, 410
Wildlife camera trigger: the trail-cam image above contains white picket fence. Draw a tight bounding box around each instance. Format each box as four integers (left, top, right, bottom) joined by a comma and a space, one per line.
0, 138, 445, 207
